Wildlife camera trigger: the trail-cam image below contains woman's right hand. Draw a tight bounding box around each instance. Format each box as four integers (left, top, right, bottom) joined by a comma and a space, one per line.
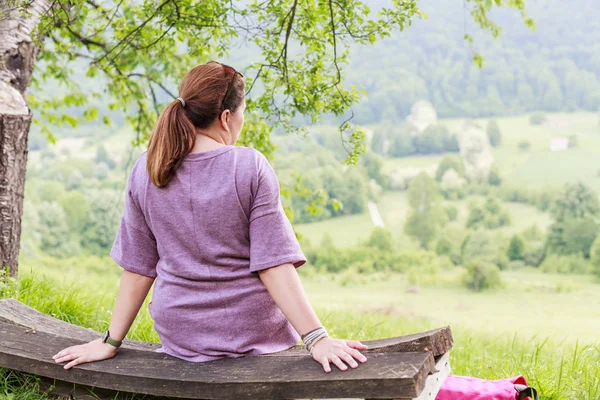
310, 337, 368, 373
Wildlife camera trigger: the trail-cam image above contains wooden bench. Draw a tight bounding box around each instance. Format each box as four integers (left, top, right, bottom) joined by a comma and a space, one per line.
0, 298, 453, 399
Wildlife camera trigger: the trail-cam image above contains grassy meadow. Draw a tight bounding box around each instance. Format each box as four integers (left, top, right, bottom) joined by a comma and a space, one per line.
3, 111, 600, 399
2, 263, 599, 399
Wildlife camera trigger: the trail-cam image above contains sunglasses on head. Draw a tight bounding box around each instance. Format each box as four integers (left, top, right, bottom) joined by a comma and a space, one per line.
206, 61, 244, 112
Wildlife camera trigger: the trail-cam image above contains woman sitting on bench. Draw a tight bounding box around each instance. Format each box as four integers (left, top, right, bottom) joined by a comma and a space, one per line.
51, 61, 369, 373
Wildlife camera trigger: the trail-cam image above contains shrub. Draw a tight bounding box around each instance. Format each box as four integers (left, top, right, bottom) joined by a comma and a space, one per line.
435, 236, 454, 256
487, 165, 502, 186
436, 155, 465, 181
486, 120, 502, 147
507, 235, 525, 261
444, 205, 459, 221
529, 112, 546, 125
518, 140, 531, 151
523, 241, 546, 267
539, 254, 592, 275
590, 236, 600, 278
462, 260, 503, 292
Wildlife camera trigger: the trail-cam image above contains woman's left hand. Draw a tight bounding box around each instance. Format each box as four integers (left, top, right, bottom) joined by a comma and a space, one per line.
52, 338, 118, 370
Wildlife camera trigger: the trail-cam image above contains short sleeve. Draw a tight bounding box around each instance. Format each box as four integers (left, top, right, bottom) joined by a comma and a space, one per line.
249, 153, 307, 273
110, 160, 159, 278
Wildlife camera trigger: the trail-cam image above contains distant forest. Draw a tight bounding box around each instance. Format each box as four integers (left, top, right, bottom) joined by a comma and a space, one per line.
30, 0, 600, 134
346, 0, 600, 122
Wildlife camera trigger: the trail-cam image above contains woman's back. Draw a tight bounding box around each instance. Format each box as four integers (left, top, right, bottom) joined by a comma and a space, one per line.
110, 145, 306, 361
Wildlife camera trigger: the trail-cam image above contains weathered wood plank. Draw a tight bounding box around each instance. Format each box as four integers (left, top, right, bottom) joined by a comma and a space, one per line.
0, 298, 453, 356
1, 321, 437, 399
413, 353, 451, 400
364, 353, 451, 400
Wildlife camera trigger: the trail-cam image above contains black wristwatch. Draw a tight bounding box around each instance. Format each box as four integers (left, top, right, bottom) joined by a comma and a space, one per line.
102, 329, 123, 349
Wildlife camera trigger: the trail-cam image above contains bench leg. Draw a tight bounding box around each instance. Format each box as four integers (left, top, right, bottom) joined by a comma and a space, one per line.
365, 352, 451, 400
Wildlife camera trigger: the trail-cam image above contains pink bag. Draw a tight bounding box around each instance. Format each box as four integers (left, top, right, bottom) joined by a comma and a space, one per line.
436, 375, 538, 400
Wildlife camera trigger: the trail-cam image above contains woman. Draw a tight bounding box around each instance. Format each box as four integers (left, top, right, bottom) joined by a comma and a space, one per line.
51, 61, 368, 373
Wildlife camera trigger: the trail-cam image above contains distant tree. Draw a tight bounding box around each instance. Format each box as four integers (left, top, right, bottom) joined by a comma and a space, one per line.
96, 145, 117, 169
37, 181, 67, 203
371, 130, 387, 156
466, 196, 511, 229
507, 235, 526, 261
365, 227, 395, 253
95, 162, 110, 181
444, 205, 459, 221
568, 134, 578, 148
518, 140, 531, 151
462, 229, 499, 265
435, 236, 453, 256
37, 201, 72, 257
551, 182, 600, 222
590, 236, 600, 277
546, 182, 600, 257
360, 152, 389, 188
486, 120, 502, 147
487, 165, 502, 186
59, 192, 89, 234
388, 123, 415, 157
82, 190, 121, 254
562, 219, 599, 258
66, 170, 83, 190
463, 259, 502, 292
529, 112, 547, 125
436, 155, 464, 181
415, 124, 455, 154
404, 172, 443, 249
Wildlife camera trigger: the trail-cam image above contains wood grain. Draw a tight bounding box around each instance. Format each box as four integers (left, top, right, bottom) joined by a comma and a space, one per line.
1, 320, 438, 399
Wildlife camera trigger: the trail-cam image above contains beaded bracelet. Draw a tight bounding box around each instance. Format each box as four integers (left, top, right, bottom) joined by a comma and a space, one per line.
302, 326, 329, 354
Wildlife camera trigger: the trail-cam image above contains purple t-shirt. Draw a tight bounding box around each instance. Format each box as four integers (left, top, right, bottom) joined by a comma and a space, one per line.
110, 145, 307, 362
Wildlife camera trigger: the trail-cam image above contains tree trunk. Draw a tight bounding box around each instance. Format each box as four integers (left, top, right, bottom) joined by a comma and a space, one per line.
0, 0, 47, 278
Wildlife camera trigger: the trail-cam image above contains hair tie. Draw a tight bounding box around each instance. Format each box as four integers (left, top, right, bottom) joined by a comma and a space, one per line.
176, 97, 185, 107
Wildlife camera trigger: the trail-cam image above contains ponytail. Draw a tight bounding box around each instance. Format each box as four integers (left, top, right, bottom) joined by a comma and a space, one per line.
146, 101, 196, 187
146, 62, 245, 187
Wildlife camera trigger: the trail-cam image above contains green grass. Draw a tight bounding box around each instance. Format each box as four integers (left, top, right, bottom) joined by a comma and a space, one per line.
381, 111, 600, 192
296, 212, 375, 247
2, 266, 599, 399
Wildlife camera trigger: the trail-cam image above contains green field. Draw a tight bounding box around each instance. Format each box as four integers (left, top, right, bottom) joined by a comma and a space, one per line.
296, 191, 552, 248
382, 111, 600, 192
3, 265, 599, 399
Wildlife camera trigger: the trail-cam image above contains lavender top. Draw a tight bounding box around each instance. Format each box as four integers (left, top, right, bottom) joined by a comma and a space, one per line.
110, 145, 307, 362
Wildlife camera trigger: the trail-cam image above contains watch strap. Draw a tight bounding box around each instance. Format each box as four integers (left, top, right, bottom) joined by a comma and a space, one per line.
103, 330, 123, 348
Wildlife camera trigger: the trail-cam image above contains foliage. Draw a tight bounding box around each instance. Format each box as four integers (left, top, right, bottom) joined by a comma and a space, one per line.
590, 236, 600, 278
96, 145, 116, 170
518, 140, 531, 151
364, 227, 395, 253
376, 122, 459, 158
414, 124, 458, 154
462, 259, 503, 292
285, 145, 371, 223
404, 172, 444, 248
435, 154, 465, 181
507, 235, 525, 261
529, 112, 547, 125
486, 120, 502, 147
550, 182, 600, 222
466, 196, 511, 230
539, 254, 591, 275
461, 229, 499, 266
487, 164, 502, 186
546, 182, 600, 258
81, 189, 121, 255
435, 236, 454, 257
444, 205, 459, 222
